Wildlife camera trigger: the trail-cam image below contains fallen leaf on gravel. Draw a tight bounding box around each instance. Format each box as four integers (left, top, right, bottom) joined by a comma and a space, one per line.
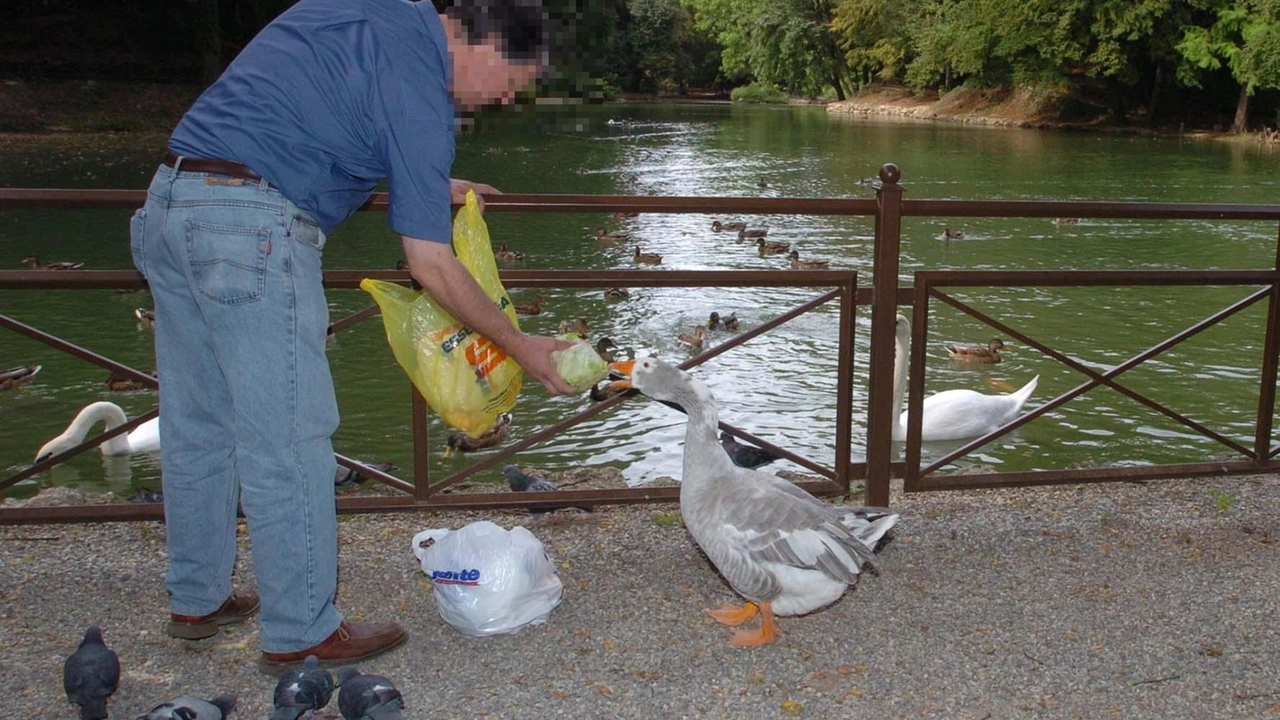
595, 684, 613, 697
780, 699, 802, 716
602, 637, 617, 651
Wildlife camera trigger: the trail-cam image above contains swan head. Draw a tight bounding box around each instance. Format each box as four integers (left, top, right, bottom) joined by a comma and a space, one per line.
608, 357, 713, 408
34, 436, 72, 464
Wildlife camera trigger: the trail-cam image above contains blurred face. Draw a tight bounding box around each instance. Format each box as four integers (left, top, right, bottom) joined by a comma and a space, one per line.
443, 16, 543, 110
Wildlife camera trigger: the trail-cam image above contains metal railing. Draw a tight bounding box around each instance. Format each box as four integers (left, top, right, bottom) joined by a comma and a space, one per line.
3, 162, 1280, 525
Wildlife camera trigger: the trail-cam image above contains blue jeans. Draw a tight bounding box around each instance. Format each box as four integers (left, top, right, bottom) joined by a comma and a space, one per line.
130, 162, 342, 652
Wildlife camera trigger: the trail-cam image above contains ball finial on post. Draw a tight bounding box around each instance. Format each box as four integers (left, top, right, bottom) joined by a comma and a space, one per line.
878, 163, 901, 185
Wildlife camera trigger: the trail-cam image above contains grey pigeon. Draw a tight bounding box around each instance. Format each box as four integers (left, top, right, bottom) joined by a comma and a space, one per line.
502, 465, 593, 514
334, 461, 396, 488
719, 432, 783, 469
135, 694, 235, 720
63, 626, 120, 720
271, 655, 335, 720
337, 668, 404, 720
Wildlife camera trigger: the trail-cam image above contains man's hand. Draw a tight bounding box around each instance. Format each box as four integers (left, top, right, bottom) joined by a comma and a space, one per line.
450, 178, 500, 212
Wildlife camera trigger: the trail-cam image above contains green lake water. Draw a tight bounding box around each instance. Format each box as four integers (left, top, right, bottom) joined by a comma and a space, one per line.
2, 103, 1278, 496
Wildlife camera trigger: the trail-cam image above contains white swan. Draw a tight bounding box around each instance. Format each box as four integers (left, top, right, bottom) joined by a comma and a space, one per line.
35, 401, 160, 463
891, 315, 1038, 442
611, 357, 898, 646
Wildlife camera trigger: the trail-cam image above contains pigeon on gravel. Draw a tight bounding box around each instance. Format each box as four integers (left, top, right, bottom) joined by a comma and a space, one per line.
334, 460, 396, 487
135, 694, 235, 719
719, 432, 783, 469
502, 465, 593, 514
63, 626, 120, 720
271, 655, 335, 720
337, 668, 404, 720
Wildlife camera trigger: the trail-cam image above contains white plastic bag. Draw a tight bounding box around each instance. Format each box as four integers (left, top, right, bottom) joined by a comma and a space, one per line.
411, 521, 563, 636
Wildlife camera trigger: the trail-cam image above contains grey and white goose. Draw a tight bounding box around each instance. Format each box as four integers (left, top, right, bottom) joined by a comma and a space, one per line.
610, 357, 898, 646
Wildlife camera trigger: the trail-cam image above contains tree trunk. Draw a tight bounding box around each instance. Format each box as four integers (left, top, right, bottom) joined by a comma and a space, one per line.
1146, 66, 1162, 128
195, 0, 223, 85
1231, 84, 1249, 133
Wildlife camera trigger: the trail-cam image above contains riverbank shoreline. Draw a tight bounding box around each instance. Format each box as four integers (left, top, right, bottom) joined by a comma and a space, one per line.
4, 79, 1276, 147
826, 85, 1280, 147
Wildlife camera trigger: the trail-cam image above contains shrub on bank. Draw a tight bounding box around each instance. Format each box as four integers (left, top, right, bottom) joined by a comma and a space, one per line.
730, 83, 787, 104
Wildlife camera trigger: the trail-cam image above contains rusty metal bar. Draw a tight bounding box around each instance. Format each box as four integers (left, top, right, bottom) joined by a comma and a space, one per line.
411, 388, 432, 500
914, 281, 1269, 477
1256, 224, 1280, 461
327, 304, 380, 337
910, 459, 1272, 491
927, 287, 1263, 459
6, 187, 1279, 221
0, 312, 156, 386
334, 453, 414, 495
901, 199, 1280, 221
834, 262, 857, 495
865, 163, 904, 506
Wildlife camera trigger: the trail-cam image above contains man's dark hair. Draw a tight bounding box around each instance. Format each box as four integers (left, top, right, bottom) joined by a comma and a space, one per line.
444, 0, 550, 64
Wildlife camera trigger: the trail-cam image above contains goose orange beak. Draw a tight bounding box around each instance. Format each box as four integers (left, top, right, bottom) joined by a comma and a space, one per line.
607, 360, 635, 388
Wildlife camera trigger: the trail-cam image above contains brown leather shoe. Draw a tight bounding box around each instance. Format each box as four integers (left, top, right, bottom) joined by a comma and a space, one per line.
259, 621, 408, 675
167, 590, 260, 640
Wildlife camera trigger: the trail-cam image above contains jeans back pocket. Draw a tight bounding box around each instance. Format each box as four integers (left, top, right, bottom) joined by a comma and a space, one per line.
185, 219, 269, 305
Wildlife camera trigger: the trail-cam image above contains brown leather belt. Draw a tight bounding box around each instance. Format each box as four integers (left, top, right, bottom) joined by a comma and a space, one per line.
164, 152, 262, 182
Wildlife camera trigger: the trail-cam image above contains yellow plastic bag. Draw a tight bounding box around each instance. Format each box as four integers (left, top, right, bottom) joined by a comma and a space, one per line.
361, 191, 522, 437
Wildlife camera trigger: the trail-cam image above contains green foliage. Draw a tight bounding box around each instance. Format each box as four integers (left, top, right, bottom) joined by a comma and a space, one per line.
682, 0, 849, 98
730, 82, 789, 103
652, 511, 684, 527
1178, 0, 1280, 94
1206, 485, 1238, 513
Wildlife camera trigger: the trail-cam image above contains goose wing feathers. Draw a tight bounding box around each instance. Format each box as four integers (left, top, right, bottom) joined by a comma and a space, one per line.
709, 471, 879, 593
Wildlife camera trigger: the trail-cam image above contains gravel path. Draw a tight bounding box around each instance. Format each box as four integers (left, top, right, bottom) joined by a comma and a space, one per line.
2, 474, 1277, 719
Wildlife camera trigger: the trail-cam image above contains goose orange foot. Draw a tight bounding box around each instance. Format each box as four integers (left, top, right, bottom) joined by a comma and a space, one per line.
706, 602, 759, 627
729, 601, 778, 647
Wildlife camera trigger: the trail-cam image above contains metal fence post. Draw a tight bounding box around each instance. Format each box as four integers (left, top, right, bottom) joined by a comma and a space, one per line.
866, 163, 903, 506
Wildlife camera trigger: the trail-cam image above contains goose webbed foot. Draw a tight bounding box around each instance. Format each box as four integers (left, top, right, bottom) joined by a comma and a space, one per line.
706, 601, 759, 627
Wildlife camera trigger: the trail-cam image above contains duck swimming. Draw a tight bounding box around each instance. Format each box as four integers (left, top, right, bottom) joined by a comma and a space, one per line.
610, 358, 898, 646
443, 413, 512, 458
633, 247, 663, 265
0, 364, 41, 390
945, 338, 1005, 364
738, 228, 769, 240
495, 243, 524, 263
711, 221, 747, 233
594, 336, 619, 362
678, 325, 706, 351
596, 228, 631, 242
890, 316, 1036, 441
706, 312, 740, 332
603, 287, 631, 301
755, 238, 790, 256
135, 308, 155, 329
21, 254, 84, 271
558, 317, 591, 338
787, 250, 829, 269
514, 296, 548, 316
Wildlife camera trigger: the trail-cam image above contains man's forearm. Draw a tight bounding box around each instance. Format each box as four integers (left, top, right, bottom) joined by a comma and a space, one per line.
401, 236, 525, 352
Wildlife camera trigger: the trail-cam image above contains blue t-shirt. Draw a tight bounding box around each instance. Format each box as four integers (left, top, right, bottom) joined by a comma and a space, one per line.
169, 0, 455, 242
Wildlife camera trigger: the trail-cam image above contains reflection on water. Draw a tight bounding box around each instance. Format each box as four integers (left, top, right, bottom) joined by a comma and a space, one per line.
2, 105, 1278, 495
